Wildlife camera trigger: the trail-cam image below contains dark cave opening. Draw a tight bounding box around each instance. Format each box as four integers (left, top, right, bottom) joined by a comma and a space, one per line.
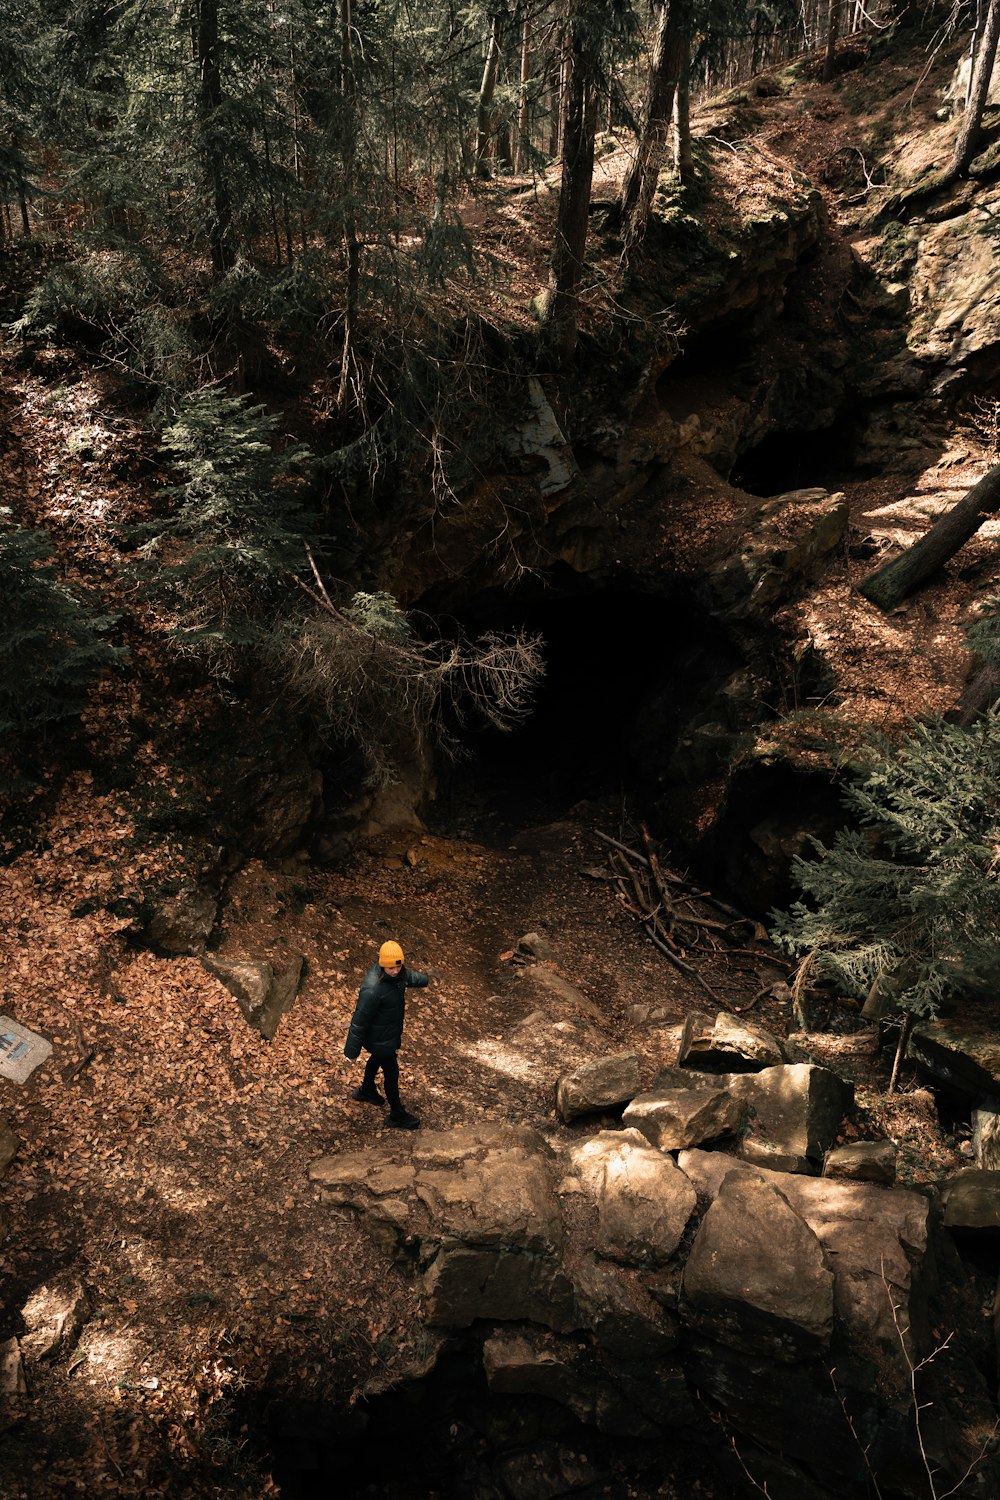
430, 573, 742, 838
249, 1347, 731, 1500
729, 416, 871, 497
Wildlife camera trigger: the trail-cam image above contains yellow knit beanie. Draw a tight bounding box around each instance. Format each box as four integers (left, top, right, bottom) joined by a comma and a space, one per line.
379, 940, 404, 966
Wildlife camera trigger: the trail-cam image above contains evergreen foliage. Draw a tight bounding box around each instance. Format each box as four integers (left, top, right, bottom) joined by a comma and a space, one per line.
0, 515, 124, 790
772, 712, 1000, 1025
131, 388, 314, 666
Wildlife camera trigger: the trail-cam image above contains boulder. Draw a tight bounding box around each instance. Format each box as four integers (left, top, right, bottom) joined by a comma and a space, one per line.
144, 886, 216, 955
555, 1052, 640, 1123
21, 1274, 90, 1363
941, 1169, 1000, 1234
202, 953, 304, 1040
570, 1252, 680, 1362
622, 1083, 745, 1152
728, 1063, 853, 1173
824, 1141, 897, 1185
679, 1010, 788, 1073
310, 1123, 576, 1333
678, 1149, 936, 1389
560, 1128, 696, 1265
682, 1170, 834, 1361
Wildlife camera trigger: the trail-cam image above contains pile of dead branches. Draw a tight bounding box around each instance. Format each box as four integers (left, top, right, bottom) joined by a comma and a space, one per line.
589, 824, 783, 1005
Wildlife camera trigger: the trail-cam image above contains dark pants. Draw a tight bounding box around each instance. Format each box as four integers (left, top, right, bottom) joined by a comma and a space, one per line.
363, 1051, 402, 1113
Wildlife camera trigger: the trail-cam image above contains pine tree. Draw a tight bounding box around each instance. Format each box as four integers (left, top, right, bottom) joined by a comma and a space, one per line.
130, 388, 314, 667
772, 712, 1000, 1086
0, 517, 125, 793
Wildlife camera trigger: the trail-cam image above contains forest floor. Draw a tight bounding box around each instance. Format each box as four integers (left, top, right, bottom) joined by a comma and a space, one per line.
1, 19, 997, 1500
0, 789, 970, 1500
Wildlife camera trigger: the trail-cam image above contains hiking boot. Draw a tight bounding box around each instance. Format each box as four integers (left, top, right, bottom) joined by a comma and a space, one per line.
388, 1110, 420, 1130
352, 1085, 385, 1106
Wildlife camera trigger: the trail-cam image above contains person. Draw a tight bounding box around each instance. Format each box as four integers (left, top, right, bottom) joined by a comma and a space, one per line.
344, 940, 428, 1130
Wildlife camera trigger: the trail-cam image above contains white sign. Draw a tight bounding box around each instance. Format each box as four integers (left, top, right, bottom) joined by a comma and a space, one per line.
0, 1017, 52, 1083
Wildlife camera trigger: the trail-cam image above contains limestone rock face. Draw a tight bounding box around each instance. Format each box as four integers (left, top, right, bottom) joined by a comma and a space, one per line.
561, 1128, 696, 1264
622, 1084, 744, 1152
728, 1062, 854, 1173
555, 1052, 640, 1123
682, 1170, 834, 1360
700, 488, 849, 623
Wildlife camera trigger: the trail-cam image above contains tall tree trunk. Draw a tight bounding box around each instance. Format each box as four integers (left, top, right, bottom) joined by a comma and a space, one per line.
197, 0, 232, 280
953, 0, 1000, 175
339, 0, 361, 408
822, 0, 840, 83
671, 20, 693, 184
476, 12, 504, 179
859, 463, 1000, 611
517, 10, 532, 169
544, 6, 600, 363
617, 0, 690, 246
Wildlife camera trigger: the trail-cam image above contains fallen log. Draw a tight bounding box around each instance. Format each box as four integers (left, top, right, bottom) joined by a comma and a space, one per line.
859, 462, 1000, 611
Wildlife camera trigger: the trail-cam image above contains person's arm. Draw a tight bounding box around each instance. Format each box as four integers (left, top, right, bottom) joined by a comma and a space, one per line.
344, 976, 380, 1058
404, 968, 429, 989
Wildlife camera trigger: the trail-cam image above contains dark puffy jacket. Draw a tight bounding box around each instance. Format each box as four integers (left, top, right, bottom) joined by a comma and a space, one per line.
344, 963, 429, 1059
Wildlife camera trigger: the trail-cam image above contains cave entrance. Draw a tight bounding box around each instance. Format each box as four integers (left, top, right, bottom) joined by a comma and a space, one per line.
430, 573, 740, 839
730, 415, 869, 496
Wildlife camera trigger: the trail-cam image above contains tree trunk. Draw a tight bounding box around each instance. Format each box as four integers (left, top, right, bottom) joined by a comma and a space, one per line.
544, 6, 600, 363
822, 0, 840, 84
859, 462, 1000, 611
618, 0, 690, 245
197, 0, 232, 280
517, 10, 532, 169
476, 12, 504, 179
339, 0, 360, 408
953, 0, 1000, 176
672, 21, 693, 184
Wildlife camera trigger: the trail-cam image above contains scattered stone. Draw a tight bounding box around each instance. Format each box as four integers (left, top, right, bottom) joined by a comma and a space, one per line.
941, 1169, 1000, 1234
728, 1063, 854, 1173
144, 886, 216, 955
623, 1084, 744, 1152
516, 931, 562, 964
21, 1274, 90, 1363
0, 1338, 27, 1395
824, 1141, 897, 1185
683, 1170, 834, 1360
560, 1128, 696, 1265
202, 953, 304, 1040
513, 963, 606, 1023
555, 1052, 640, 1123
678, 1010, 788, 1073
